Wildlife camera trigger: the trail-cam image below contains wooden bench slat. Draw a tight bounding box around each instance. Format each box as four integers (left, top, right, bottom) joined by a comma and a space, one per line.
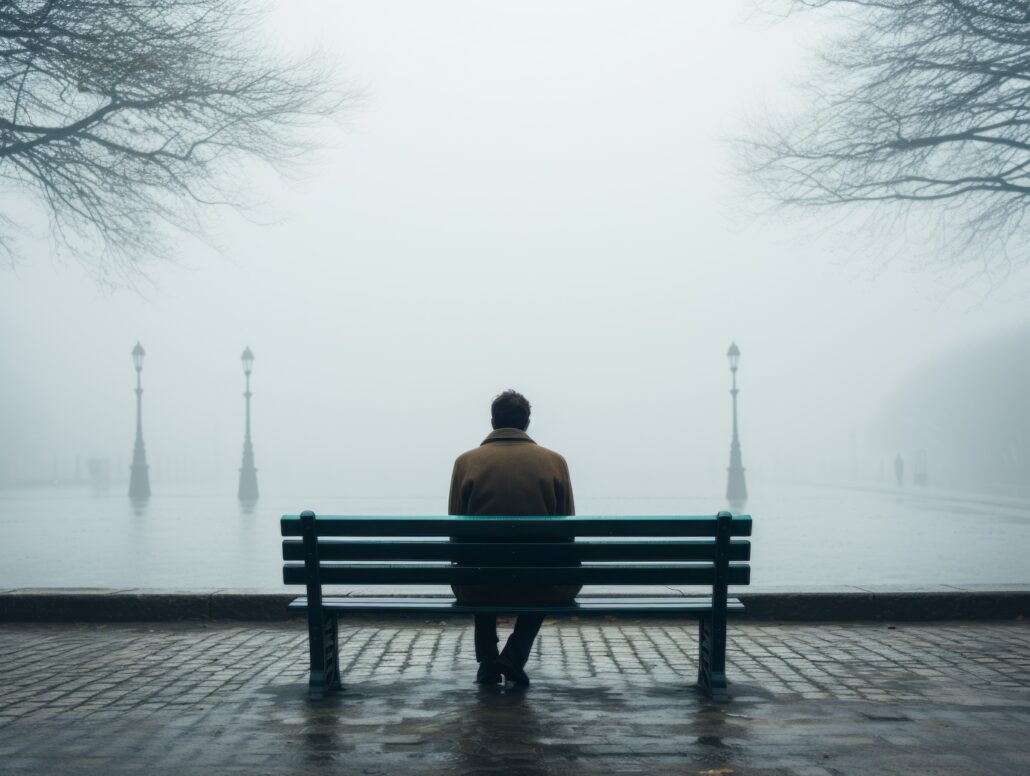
283, 562, 751, 586
282, 538, 751, 563
287, 595, 746, 615
281, 514, 753, 538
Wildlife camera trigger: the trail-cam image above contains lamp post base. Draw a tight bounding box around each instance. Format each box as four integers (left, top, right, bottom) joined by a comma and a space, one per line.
128, 444, 150, 502
727, 498, 747, 514
238, 466, 259, 502
726, 449, 747, 509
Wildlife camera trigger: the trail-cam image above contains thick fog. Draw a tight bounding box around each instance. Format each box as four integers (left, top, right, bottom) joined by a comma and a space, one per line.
1, 1, 1028, 505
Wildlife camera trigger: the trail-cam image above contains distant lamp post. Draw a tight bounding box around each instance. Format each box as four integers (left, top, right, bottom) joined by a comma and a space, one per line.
725, 342, 748, 509
237, 346, 259, 503
128, 341, 151, 502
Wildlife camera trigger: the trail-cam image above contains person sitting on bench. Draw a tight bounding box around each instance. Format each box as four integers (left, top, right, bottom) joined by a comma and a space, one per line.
448, 389, 578, 687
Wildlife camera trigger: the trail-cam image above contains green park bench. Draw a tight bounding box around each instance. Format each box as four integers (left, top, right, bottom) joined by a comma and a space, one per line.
281, 510, 752, 700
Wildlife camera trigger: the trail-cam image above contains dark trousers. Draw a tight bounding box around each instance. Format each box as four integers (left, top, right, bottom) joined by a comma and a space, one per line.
474, 614, 544, 668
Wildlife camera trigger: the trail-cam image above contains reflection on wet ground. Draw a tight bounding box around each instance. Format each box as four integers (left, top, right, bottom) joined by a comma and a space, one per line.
0, 619, 1027, 774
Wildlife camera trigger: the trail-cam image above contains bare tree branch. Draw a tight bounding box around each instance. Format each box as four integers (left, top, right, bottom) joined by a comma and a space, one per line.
0, 0, 357, 285
741, 0, 1030, 282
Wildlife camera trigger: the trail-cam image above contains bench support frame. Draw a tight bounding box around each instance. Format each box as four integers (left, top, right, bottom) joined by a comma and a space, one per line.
302, 511, 342, 699
697, 511, 731, 699
293, 510, 742, 701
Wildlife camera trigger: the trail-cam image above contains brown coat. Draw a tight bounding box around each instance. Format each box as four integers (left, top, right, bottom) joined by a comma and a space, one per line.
449, 428, 581, 605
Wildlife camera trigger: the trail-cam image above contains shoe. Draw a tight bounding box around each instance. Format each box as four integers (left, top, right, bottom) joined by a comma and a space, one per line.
476, 662, 502, 685
495, 655, 530, 687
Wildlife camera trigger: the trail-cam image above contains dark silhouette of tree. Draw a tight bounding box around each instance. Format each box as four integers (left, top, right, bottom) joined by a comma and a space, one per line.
744, 1, 1030, 282
0, 0, 352, 283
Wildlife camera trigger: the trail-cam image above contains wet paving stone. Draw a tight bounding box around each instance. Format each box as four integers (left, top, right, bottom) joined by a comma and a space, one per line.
0, 619, 1027, 774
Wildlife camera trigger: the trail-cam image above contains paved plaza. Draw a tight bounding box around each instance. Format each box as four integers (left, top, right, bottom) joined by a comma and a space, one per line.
0, 618, 1028, 774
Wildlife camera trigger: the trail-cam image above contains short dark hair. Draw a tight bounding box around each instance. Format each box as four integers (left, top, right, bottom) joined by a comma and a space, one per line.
491, 390, 531, 430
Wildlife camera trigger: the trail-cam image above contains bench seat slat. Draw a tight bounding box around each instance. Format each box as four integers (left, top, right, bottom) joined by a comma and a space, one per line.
283, 563, 751, 586
287, 595, 745, 615
281, 515, 753, 538
282, 539, 751, 562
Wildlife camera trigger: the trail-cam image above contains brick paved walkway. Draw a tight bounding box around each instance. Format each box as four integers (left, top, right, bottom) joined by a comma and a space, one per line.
0, 619, 1028, 774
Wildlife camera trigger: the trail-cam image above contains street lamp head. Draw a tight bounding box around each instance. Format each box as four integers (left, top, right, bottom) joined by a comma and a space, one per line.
241, 346, 254, 375
726, 342, 740, 372
132, 341, 145, 371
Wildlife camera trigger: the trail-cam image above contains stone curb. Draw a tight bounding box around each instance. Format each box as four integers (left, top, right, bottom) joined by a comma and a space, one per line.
0, 589, 1025, 622
737, 591, 1027, 621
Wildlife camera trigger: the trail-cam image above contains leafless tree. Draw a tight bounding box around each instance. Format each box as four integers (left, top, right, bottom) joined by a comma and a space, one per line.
0, 0, 352, 284
743, 1, 1030, 284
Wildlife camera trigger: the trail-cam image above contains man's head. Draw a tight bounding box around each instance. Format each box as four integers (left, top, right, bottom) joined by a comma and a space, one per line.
491, 389, 531, 431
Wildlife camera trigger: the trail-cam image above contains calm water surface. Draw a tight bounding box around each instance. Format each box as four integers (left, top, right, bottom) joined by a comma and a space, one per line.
1, 483, 1027, 588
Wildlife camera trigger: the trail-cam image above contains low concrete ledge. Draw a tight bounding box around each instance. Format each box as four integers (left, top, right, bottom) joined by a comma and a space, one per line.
0, 589, 218, 622
0, 587, 1026, 622
0, 588, 304, 622
738, 591, 1027, 621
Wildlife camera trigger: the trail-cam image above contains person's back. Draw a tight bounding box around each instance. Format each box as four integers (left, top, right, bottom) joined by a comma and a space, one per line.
450, 430, 572, 518
450, 425, 579, 607
449, 390, 578, 686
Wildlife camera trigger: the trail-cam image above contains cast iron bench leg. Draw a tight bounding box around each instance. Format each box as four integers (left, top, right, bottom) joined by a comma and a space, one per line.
308, 611, 341, 699
697, 614, 728, 700
328, 613, 342, 690
301, 511, 342, 699
698, 510, 732, 700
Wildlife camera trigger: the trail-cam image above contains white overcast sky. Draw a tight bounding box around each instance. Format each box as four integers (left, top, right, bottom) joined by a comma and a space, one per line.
1, 1, 1027, 502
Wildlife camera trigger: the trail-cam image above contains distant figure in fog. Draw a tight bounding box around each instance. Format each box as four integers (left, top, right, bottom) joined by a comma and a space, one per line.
449, 390, 577, 687
894, 453, 904, 487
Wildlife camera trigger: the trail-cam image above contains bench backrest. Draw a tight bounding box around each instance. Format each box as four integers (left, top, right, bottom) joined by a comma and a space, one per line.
281, 511, 751, 590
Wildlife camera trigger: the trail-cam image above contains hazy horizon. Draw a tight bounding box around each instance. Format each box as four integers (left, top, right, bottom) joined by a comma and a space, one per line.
2, 1, 1029, 502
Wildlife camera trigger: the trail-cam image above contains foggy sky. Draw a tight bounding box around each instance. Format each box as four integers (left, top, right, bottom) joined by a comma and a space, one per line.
1, 1, 1028, 502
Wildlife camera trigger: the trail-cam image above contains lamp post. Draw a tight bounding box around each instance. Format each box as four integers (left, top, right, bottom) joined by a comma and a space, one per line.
237, 346, 259, 503
725, 342, 748, 509
128, 341, 151, 501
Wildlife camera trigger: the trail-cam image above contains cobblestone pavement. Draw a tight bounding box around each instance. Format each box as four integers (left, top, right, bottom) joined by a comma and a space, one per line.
0, 619, 1028, 775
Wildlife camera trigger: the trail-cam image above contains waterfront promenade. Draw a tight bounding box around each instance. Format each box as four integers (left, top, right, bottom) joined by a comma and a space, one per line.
1, 618, 1027, 774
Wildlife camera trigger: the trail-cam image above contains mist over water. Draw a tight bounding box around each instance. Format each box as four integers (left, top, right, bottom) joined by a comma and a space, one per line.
1, 1, 1028, 589
3, 483, 1028, 589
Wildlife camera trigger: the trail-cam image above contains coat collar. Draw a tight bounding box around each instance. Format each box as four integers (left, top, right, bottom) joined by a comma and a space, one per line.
481, 428, 536, 445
